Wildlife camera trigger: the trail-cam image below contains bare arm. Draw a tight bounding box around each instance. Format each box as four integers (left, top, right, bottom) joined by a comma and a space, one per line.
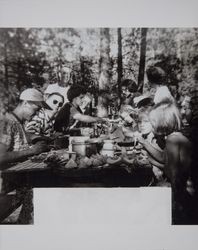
73, 113, 103, 123
0, 143, 49, 169
140, 139, 165, 164
122, 129, 165, 164
148, 155, 164, 169
185, 108, 192, 124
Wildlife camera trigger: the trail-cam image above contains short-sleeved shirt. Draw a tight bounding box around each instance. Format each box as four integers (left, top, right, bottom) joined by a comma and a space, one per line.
154, 86, 175, 104
0, 112, 29, 152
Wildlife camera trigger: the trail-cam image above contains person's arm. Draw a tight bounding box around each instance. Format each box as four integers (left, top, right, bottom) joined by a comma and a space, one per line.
0, 142, 49, 169
164, 136, 184, 206
147, 155, 164, 169
123, 130, 165, 164
185, 107, 192, 124
132, 132, 164, 164
140, 139, 165, 164
73, 112, 104, 123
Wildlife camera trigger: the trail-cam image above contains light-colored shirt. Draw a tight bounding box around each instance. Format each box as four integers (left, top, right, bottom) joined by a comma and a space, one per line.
154, 86, 175, 104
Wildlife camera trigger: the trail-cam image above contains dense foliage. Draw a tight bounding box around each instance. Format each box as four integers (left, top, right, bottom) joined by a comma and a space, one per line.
0, 28, 197, 113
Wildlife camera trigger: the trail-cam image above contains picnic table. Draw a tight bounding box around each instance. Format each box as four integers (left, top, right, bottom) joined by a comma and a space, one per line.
0, 149, 154, 223
1, 151, 154, 192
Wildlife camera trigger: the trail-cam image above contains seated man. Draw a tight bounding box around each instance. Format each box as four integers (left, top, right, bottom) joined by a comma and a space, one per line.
0, 88, 51, 168
0, 88, 51, 224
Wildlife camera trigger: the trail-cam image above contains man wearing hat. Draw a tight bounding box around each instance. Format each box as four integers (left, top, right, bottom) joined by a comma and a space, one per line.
0, 88, 52, 224
0, 88, 51, 168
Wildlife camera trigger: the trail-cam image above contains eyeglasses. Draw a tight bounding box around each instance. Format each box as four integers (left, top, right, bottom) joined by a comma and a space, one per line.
53, 100, 63, 108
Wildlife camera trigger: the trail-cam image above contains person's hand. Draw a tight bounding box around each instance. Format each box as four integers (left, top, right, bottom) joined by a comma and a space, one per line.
133, 131, 144, 144
25, 121, 41, 134
31, 141, 50, 155
97, 117, 107, 123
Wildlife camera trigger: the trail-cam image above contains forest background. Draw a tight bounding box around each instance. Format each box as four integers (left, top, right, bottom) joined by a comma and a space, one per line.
0, 28, 197, 113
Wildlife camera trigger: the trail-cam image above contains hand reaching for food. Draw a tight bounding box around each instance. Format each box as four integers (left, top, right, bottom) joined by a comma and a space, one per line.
133, 131, 144, 144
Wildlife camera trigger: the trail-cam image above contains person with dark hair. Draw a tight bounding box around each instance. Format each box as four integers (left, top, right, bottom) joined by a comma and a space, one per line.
0, 88, 51, 224
54, 85, 105, 133
121, 79, 141, 107
146, 66, 175, 104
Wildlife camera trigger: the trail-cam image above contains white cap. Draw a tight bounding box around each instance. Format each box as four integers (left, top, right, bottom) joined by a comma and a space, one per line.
20, 88, 52, 110
44, 83, 69, 103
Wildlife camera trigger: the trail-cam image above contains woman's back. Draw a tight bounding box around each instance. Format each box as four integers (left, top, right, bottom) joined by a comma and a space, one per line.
165, 132, 192, 185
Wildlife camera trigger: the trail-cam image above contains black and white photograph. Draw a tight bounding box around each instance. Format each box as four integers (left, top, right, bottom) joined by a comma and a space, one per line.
0, 27, 198, 225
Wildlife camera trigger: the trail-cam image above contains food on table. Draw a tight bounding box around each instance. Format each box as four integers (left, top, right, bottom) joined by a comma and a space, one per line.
78, 157, 88, 168
44, 151, 70, 166
136, 154, 150, 166
92, 158, 103, 167
30, 153, 48, 162
106, 156, 122, 165
83, 156, 93, 167
122, 156, 135, 165
64, 158, 78, 168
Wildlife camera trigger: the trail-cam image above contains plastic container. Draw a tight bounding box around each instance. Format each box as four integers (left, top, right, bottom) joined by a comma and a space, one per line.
72, 142, 97, 157
69, 136, 90, 151
100, 140, 116, 157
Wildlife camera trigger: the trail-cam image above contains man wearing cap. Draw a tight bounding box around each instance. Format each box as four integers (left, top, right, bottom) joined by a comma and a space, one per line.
0, 88, 51, 168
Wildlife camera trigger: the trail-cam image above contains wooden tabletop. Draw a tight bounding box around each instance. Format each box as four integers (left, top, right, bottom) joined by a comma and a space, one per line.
3, 160, 48, 173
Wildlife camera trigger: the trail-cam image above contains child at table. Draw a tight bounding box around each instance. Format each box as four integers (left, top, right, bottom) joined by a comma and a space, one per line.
122, 107, 165, 183
136, 108, 165, 183
138, 101, 192, 224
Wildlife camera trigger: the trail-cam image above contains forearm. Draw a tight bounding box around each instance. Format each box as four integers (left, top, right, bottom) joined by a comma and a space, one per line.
185, 108, 192, 123
0, 148, 35, 168
74, 114, 99, 123
141, 141, 164, 164
148, 156, 164, 169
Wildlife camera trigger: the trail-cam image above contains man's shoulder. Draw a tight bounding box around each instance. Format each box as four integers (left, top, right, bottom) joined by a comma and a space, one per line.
0, 112, 16, 126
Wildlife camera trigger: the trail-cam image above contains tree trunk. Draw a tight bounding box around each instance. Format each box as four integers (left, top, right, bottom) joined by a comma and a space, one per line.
138, 28, 147, 93
98, 28, 111, 90
97, 28, 111, 118
80, 57, 85, 85
117, 28, 123, 100
4, 43, 8, 90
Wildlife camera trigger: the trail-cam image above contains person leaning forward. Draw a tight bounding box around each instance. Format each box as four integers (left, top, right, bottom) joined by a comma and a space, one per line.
0, 88, 51, 169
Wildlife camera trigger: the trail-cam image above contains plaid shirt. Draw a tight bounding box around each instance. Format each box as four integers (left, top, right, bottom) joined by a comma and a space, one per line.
0, 112, 29, 152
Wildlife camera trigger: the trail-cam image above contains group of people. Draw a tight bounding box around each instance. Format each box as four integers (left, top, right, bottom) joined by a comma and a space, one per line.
0, 64, 198, 224
120, 66, 198, 224
0, 84, 108, 170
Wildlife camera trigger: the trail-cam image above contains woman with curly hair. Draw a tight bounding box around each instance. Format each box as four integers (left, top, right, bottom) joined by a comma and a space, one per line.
54, 84, 105, 133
